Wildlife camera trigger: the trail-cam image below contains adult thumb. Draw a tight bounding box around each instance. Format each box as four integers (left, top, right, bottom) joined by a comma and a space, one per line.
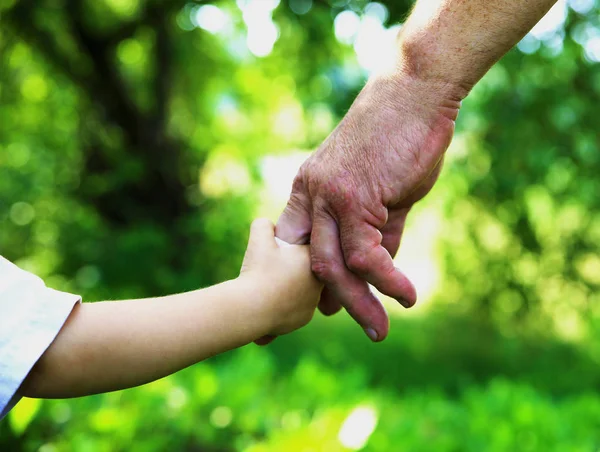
276, 194, 312, 245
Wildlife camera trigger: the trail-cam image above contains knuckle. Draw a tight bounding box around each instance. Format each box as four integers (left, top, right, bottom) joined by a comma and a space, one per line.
312, 171, 357, 213
311, 258, 335, 282
363, 204, 388, 230
286, 190, 309, 210
291, 172, 306, 194
346, 250, 370, 275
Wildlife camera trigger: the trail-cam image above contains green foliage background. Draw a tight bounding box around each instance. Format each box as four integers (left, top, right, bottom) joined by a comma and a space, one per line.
1, 0, 600, 450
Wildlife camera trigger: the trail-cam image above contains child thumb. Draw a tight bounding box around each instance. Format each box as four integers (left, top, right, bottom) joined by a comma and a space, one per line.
249, 218, 277, 249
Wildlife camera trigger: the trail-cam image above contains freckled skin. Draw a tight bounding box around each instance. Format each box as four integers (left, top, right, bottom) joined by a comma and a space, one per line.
273, 0, 557, 342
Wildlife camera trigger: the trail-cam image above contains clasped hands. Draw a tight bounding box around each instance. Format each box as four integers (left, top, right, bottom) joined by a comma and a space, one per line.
256, 70, 461, 343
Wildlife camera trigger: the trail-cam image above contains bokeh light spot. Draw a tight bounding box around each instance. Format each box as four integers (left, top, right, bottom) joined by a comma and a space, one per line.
364, 2, 389, 24
21, 74, 48, 102
117, 39, 144, 66
529, 0, 568, 40
568, 0, 595, 14
338, 405, 378, 450
210, 406, 233, 428
239, 0, 281, 57
105, 0, 140, 17
289, 0, 312, 15
193, 5, 229, 34
75, 265, 101, 289
334, 10, 360, 44
200, 151, 252, 198
10, 202, 35, 226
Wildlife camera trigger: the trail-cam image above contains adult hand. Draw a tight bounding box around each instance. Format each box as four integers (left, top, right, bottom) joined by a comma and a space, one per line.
267, 0, 556, 342
276, 70, 465, 341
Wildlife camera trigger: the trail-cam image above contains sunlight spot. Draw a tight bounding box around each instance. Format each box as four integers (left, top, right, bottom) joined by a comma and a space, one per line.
194, 366, 219, 402
10, 202, 35, 226
568, 0, 595, 14
364, 2, 389, 24
554, 309, 585, 342
572, 22, 600, 45
496, 290, 523, 316
517, 35, 541, 54
260, 152, 310, 207
290, 0, 312, 15
239, 0, 280, 57
308, 103, 335, 138
529, 0, 568, 40
273, 102, 304, 140
584, 36, 600, 62
38, 444, 58, 452
544, 32, 565, 56
193, 5, 229, 34
201, 151, 252, 197
518, 0, 568, 55
216, 94, 237, 116
105, 0, 139, 17
210, 406, 233, 428
256, 151, 311, 220
393, 208, 442, 307
117, 39, 144, 66
167, 387, 188, 412
21, 74, 48, 102
354, 20, 400, 74
237, 0, 280, 11
334, 10, 361, 44
338, 405, 378, 450
7, 143, 30, 168
50, 402, 71, 425
177, 4, 196, 31
247, 21, 279, 56
478, 219, 510, 253
75, 265, 101, 289
215, 95, 248, 131
334, 6, 400, 74
281, 410, 304, 430
576, 253, 600, 285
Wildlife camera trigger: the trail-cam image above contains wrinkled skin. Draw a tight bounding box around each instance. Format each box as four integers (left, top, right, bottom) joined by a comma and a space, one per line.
272, 72, 463, 342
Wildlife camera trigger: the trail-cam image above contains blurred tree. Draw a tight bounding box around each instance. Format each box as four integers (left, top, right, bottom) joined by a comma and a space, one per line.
0, 0, 363, 297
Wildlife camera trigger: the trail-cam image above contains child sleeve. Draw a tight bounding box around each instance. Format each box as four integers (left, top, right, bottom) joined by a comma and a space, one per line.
0, 256, 80, 420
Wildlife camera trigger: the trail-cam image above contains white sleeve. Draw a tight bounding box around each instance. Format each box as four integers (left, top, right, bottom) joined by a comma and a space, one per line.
0, 256, 80, 420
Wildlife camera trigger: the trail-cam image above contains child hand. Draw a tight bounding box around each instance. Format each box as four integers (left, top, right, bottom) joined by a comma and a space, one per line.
240, 218, 323, 337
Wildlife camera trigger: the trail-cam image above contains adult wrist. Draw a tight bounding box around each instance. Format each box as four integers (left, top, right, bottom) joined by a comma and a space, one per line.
359, 58, 466, 124
390, 27, 475, 104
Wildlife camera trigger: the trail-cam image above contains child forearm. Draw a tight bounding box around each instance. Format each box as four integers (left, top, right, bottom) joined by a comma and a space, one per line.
20, 277, 269, 399
20, 219, 321, 400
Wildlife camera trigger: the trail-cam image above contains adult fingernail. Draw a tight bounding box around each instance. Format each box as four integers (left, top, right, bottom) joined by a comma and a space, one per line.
398, 298, 412, 309
364, 327, 378, 342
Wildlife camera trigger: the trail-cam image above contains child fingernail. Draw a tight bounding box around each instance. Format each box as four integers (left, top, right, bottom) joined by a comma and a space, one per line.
364, 327, 378, 342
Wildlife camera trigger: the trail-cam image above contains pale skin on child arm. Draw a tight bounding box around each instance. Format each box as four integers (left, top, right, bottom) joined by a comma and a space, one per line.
20, 218, 322, 399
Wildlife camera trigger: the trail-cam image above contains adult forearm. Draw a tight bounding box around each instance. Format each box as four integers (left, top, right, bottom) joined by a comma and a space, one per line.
21, 278, 268, 398
398, 0, 557, 94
